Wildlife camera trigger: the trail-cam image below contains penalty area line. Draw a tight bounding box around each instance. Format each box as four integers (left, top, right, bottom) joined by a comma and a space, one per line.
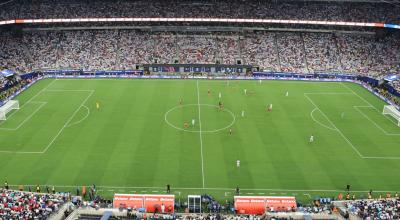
304, 93, 364, 158
41, 90, 94, 153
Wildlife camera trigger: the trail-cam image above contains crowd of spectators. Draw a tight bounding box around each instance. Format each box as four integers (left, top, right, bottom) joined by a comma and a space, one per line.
1, 30, 399, 76
0, 0, 399, 24
0, 188, 69, 219
0, 73, 41, 102
276, 33, 308, 73
346, 198, 400, 219
303, 33, 341, 73
391, 81, 400, 94
241, 33, 279, 72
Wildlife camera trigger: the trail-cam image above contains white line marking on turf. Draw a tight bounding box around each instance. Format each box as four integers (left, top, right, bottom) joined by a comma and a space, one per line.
45, 89, 95, 92
304, 93, 364, 158
66, 105, 90, 128
362, 156, 400, 160
197, 80, 205, 189
0, 150, 43, 154
304, 92, 352, 95
164, 104, 235, 133
341, 83, 399, 127
0, 89, 94, 154
0, 79, 57, 125
41, 90, 94, 153
353, 106, 400, 136
0, 102, 47, 131
310, 108, 337, 131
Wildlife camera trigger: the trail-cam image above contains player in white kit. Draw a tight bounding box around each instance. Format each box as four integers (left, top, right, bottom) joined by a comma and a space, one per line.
236, 160, 240, 168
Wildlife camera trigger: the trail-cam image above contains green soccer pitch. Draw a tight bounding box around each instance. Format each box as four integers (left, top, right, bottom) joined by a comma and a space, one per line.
0, 78, 399, 201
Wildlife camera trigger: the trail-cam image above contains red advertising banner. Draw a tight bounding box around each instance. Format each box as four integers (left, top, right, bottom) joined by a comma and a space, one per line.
234, 196, 296, 215
235, 196, 266, 215
144, 195, 175, 213
265, 196, 297, 211
113, 194, 175, 213
113, 194, 144, 209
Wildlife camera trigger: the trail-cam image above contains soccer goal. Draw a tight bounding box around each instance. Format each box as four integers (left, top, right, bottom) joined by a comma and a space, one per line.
0, 100, 20, 120
382, 105, 400, 126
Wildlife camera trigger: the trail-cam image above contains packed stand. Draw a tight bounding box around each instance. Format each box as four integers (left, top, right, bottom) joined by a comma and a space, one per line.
0, 188, 69, 219
89, 30, 119, 70
177, 35, 216, 64
241, 32, 280, 72
276, 33, 307, 73
346, 198, 400, 219
56, 31, 92, 70
0, 30, 399, 78
153, 33, 178, 64
0, 74, 41, 102
215, 34, 240, 65
1, 0, 398, 24
303, 33, 341, 73
118, 30, 153, 67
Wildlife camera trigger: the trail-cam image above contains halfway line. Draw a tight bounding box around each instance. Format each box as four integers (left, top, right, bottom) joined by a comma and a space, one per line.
196, 80, 205, 188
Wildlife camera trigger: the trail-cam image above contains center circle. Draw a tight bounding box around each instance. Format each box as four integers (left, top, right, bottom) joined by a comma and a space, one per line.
164, 104, 236, 133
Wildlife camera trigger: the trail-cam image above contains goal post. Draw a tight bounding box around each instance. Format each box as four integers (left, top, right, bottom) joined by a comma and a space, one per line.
0, 100, 19, 120
382, 105, 400, 126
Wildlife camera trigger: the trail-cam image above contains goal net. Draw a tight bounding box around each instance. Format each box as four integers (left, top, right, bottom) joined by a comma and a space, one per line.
0, 100, 19, 120
382, 105, 400, 126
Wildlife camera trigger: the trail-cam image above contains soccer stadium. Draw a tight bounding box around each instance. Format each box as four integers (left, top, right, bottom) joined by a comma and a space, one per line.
0, 0, 400, 219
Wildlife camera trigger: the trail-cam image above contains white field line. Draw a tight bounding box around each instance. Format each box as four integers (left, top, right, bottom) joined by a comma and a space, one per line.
41, 90, 94, 153
353, 106, 400, 136
66, 105, 90, 128
0, 79, 57, 125
304, 92, 352, 95
340, 83, 399, 127
0, 102, 47, 131
8, 184, 398, 193
304, 93, 364, 158
0, 150, 43, 154
310, 108, 337, 131
0, 89, 94, 154
164, 104, 235, 133
196, 80, 205, 188
45, 89, 95, 92
363, 156, 400, 159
